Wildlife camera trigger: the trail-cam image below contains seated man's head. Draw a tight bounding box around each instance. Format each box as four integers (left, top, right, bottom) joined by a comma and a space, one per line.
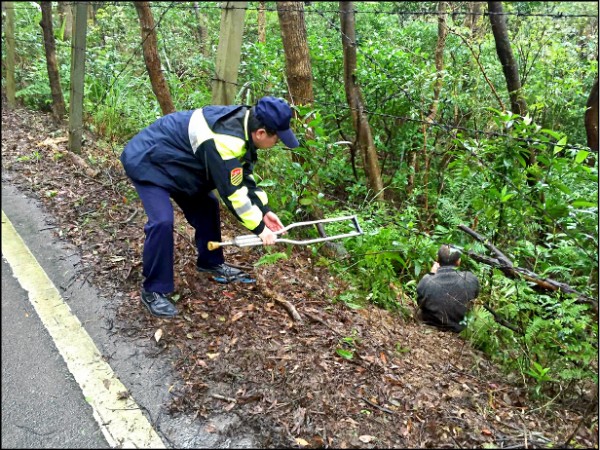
438, 244, 461, 267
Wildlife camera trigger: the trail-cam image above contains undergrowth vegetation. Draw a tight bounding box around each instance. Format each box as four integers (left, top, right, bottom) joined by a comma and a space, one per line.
2, 1, 597, 401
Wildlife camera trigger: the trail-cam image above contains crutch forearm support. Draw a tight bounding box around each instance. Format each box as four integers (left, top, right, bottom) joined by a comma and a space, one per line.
208, 215, 363, 250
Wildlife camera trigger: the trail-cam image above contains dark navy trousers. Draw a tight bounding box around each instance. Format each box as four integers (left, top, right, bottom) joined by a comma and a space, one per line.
132, 181, 225, 293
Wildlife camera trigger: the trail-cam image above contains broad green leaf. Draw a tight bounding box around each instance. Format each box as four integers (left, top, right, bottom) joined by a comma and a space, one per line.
575, 150, 589, 164
541, 129, 562, 139
553, 136, 567, 154
336, 348, 354, 360
571, 200, 597, 208
501, 193, 515, 203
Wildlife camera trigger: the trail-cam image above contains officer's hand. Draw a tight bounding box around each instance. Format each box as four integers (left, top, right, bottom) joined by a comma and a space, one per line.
259, 227, 277, 245
263, 211, 285, 233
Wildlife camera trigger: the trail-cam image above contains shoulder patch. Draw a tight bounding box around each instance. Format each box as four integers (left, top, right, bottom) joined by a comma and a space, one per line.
230, 167, 243, 186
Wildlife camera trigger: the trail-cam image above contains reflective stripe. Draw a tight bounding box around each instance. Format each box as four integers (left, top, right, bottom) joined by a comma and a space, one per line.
188, 109, 246, 160
228, 186, 262, 229
188, 109, 210, 153
256, 190, 268, 205
215, 135, 245, 161
229, 186, 253, 215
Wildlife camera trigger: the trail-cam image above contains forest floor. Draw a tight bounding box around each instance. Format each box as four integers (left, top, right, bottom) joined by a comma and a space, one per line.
2, 101, 598, 449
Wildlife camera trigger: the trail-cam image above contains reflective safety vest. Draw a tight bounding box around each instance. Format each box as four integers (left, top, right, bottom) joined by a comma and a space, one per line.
120, 105, 269, 234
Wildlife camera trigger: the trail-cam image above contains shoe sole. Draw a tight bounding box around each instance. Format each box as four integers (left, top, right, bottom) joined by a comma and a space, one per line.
197, 268, 256, 284
213, 275, 256, 284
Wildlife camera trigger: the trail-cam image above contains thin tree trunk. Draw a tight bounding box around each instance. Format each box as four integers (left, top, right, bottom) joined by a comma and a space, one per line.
489, 1, 539, 190
340, 2, 384, 201
4, 1, 17, 107
276, 2, 314, 106
212, 1, 247, 105
463, 2, 483, 37
57, 2, 72, 41
258, 1, 266, 44
134, 2, 175, 115
422, 1, 448, 217
277, 0, 313, 153
277, 1, 344, 254
68, 1, 87, 155
39, 1, 67, 119
87, 2, 96, 24
193, 2, 209, 56
488, 1, 527, 116
585, 78, 599, 152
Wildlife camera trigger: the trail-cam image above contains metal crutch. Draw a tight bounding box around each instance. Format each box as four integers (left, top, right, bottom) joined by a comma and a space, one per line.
207, 215, 363, 251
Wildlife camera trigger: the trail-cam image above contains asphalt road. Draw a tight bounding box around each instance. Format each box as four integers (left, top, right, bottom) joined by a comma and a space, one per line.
2, 256, 111, 449
1, 180, 256, 449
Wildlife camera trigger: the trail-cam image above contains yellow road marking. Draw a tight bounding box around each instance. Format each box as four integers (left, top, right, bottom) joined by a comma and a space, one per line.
1, 211, 166, 449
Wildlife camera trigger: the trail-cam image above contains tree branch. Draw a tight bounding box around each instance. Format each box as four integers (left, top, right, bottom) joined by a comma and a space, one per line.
458, 225, 598, 314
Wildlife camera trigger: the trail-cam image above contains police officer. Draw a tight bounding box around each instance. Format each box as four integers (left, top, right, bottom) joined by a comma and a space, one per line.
416, 244, 480, 332
121, 96, 299, 317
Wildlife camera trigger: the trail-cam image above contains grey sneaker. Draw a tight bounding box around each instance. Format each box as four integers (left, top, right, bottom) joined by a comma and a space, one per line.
197, 263, 256, 284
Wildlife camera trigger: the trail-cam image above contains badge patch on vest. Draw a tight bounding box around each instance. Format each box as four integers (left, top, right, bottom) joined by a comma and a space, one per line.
230, 167, 243, 186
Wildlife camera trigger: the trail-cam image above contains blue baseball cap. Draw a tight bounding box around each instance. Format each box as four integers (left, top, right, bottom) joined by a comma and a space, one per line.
254, 96, 299, 148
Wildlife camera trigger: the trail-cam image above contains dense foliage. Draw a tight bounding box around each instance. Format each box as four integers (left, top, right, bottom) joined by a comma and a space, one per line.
2, 1, 598, 398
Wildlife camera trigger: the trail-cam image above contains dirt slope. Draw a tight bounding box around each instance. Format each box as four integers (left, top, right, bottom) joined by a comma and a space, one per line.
1, 102, 597, 449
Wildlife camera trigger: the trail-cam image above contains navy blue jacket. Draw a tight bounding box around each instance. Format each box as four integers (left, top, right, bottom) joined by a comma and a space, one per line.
121, 106, 270, 234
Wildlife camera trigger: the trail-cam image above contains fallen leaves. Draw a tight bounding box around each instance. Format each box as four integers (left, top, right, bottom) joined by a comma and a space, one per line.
2, 104, 597, 450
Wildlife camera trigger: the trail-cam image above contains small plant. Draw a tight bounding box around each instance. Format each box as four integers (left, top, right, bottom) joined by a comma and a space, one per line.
336, 329, 359, 360
255, 251, 288, 267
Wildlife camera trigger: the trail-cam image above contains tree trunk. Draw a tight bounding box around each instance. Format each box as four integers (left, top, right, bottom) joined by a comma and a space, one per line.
87, 2, 96, 24
68, 1, 87, 155
276, 2, 314, 108
463, 2, 483, 37
276, 1, 344, 256
57, 2, 72, 41
488, 1, 527, 116
193, 2, 209, 56
428, 2, 448, 124
134, 2, 175, 116
39, 1, 67, 120
212, 1, 247, 105
585, 78, 599, 152
421, 1, 448, 217
258, 1, 266, 44
488, 1, 539, 190
339, 2, 384, 201
4, 1, 17, 107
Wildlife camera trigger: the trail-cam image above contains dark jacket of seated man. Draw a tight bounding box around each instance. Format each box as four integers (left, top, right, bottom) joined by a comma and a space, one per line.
416, 244, 480, 332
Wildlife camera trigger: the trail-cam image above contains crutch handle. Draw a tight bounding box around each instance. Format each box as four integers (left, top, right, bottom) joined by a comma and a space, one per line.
207, 241, 222, 251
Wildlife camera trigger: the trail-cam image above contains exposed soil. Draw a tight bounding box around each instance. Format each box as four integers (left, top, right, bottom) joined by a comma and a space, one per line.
2, 101, 598, 449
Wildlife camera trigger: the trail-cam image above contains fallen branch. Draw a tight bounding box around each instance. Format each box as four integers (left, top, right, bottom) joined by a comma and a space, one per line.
458, 224, 598, 314
210, 393, 236, 403
256, 272, 304, 324
303, 310, 342, 336
64, 151, 100, 178
360, 396, 395, 415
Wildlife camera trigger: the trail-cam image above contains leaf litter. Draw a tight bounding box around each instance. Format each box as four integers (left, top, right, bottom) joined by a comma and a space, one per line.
1, 101, 597, 449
